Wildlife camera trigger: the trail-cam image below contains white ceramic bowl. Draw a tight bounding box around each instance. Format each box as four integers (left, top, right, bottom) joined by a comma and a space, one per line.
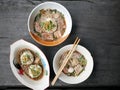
28, 2, 72, 46
10, 39, 50, 90
53, 44, 94, 84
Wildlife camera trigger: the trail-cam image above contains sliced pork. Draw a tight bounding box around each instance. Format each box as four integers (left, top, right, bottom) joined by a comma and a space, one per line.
59, 50, 87, 76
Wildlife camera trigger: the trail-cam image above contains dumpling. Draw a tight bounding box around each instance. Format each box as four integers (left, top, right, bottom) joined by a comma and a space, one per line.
19, 49, 34, 65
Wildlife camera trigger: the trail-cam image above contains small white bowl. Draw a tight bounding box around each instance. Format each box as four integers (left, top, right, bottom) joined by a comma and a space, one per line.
10, 39, 50, 90
53, 44, 94, 84
28, 2, 72, 46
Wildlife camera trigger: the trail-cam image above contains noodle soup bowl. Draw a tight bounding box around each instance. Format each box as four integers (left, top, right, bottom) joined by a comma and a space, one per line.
53, 44, 94, 84
28, 2, 72, 46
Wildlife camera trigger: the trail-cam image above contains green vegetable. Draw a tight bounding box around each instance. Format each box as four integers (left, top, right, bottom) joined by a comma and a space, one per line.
60, 13, 64, 19
40, 20, 56, 31
79, 55, 87, 66
52, 9, 57, 13
70, 71, 75, 76
34, 14, 41, 22
40, 22, 44, 28
34, 29, 41, 37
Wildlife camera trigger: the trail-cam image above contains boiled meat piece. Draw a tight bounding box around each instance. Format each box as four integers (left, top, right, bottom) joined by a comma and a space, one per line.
54, 30, 62, 39
74, 64, 83, 75
41, 33, 53, 41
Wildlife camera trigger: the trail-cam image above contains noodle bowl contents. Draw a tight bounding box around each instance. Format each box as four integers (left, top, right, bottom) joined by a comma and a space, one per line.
59, 50, 87, 76
34, 9, 66, 41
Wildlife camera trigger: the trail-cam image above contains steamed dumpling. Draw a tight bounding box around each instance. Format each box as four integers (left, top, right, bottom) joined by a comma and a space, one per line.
28, 64, 42, 78
20, 50, 34, 65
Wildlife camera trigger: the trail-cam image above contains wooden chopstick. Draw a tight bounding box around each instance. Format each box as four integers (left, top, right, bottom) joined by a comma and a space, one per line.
51, 37, 80, 86
59, 37, 78, 65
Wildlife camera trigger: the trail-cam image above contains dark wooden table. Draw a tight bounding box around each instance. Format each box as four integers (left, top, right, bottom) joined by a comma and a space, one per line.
0, 0, 120, 89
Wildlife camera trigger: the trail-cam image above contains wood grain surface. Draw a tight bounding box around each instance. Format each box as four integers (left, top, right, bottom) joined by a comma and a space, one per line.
0, 0, 120, 89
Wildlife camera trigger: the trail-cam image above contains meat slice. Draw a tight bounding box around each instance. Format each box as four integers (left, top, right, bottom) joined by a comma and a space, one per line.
54, 30, 62, 39
35, 22, 42, 33
74, 64, 83, 75
54, 13, 60, 18
69, 58, 79, 67
63, 67, 69, 74
41, 33, 53, 41
72, 51, 81, 59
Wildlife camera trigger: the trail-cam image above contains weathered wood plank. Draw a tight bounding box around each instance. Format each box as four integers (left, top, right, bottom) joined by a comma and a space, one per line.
0, 0, 120, 88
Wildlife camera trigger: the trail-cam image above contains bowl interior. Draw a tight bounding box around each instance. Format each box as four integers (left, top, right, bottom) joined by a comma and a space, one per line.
53, 44, 94, 84
28, 2, 72, 46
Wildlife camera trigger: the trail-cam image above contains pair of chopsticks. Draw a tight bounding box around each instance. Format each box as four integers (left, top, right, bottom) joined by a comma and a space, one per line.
51, 37, 80, 86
